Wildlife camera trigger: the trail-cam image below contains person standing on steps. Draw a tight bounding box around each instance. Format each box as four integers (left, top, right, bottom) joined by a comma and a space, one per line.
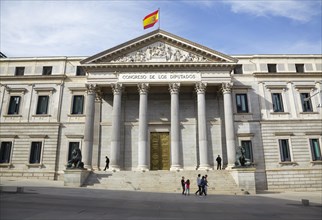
103, 156, 110, 171
181, 176, 185, 195
216, 155, 222, 170
195, 174, 201, 195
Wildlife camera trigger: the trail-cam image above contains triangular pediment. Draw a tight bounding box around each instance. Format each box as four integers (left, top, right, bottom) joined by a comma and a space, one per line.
81, 29, 237, 65
111, 41, 211, 63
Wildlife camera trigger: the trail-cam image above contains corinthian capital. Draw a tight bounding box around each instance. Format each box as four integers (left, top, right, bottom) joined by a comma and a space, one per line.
222, 82, 233, 93
111, 83, 123, 95
169, 83, 180, 94
95, 89, 102, 102
86, 84, 97, 94
195, 82, 207, 93
138, 83, 149, 94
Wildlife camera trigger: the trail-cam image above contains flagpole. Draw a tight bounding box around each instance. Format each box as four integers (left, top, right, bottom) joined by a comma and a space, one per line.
158, 8, 160, 29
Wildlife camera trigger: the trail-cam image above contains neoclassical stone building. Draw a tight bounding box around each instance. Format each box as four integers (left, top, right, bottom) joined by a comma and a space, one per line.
0, 30, 321, 191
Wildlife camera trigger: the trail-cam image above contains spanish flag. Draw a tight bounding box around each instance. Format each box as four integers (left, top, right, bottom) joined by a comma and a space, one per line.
143, 10, 159, 29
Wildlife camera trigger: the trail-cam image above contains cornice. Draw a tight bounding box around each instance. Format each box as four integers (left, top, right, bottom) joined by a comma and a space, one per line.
0, 56, 85, 62
253, 72, 322, 78
0, 75, 66, 81
0, 122, 61, 126
82, 62, 236, 71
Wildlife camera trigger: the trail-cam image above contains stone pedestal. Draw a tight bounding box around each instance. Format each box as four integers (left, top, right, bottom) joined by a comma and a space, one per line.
229, 168, 256, 194
64, 169, 91, 187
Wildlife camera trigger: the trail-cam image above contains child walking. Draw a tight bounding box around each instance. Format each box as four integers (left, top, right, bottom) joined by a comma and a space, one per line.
185, 179, 190, 196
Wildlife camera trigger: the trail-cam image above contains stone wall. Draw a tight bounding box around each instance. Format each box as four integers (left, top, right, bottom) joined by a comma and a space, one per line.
266, 169, 322, 191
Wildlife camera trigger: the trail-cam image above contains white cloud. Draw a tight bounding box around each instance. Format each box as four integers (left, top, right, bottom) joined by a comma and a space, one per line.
0, 1, 154, 56
0, 0, 320, 56
224, 0, 321, 22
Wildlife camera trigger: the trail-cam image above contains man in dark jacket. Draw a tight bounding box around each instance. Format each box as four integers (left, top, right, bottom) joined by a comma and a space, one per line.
181, 176, 185, 195
104, 156, 110, 171
200, 176, 207, 196
216, 155, 222, 170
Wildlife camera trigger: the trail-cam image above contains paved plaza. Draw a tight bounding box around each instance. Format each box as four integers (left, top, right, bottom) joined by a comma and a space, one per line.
0, 181, 321, 220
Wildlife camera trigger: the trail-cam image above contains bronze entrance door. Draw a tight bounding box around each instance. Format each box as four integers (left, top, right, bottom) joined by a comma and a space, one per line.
150, 132, 170, 170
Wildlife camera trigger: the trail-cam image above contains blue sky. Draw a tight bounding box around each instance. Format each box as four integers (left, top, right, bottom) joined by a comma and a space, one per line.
1, 0, 321, 57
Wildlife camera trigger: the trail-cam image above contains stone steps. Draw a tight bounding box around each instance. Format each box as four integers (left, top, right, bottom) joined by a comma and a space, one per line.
85, 170, 243, 195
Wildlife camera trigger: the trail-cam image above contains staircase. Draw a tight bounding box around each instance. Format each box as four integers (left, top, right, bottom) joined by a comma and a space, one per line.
85, 170, 243, 195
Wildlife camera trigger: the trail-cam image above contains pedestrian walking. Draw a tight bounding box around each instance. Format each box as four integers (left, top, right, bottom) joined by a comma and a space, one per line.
181, 176, 185, 195
204, 175, 208, 194
216, 155, 222, 170
200, 176, 207, 196
195, 174, 201, 195
185, 179, 190, 196
104, 156, 110, 171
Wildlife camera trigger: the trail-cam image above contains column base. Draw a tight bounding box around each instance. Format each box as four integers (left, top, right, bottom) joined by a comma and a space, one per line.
110, 165, 121, 172
170, 165, 183, 171
198, 165, 213, 171
83, 165, 93, 171
224, 164, 236, 170
137, 165, 149, 172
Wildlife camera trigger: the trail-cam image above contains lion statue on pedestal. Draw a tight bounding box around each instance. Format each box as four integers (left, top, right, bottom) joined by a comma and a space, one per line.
66, 148, 84, 169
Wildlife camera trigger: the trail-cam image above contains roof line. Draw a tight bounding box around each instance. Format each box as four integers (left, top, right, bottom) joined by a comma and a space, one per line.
80, 29, 238, 64
81, 29, 161, 64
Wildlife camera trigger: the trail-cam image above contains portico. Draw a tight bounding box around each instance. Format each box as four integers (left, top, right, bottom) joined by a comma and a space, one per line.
80, 29, 238, 171
82, 81, 237, 171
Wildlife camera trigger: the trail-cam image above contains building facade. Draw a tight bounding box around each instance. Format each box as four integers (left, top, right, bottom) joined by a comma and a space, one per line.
1, 30, 321, 191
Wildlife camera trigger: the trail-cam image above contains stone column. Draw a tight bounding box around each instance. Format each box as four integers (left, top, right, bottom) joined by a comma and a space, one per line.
110, 83, 122, 170
196, 82, 210, 170
222, 82, 236, 168
169, 83, 181, 170
83, 84, 97, 170
137, 83, 149, 171
92, 91, 102, 170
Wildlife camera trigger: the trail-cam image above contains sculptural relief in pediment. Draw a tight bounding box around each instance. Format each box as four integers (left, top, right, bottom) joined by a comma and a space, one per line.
110, 42, 211, 63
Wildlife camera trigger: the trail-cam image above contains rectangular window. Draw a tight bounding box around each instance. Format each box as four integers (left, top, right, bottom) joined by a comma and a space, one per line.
272, 93, 284, 112
241, 140, 253, 162
236, 94, 249, 113
76, 66, 86, 76
295, 64, 305, 73
267, 64, 277, 73
36, 96, 49, 114
300, 93, 313, 112
0, 142, 12, 163
68, 142, 80, 161
279, 139, 291, 162
15, 67, 25, 76
71, 95, 84, 114
8, 96, 21, 115
29, 142, 42, 164
310, 139, 321, 161
233, 65, 243, 74
42, 66, 52, 75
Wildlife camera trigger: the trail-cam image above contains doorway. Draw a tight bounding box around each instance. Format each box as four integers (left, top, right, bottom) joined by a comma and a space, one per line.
150, 132, 170, 170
